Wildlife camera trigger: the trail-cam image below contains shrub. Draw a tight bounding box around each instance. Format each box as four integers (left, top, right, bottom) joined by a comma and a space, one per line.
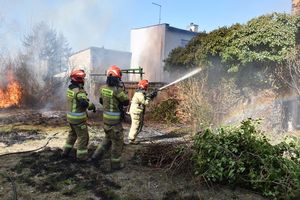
193, 119, 300, 199
148, 98, 179, 123
177, 78, 213, 130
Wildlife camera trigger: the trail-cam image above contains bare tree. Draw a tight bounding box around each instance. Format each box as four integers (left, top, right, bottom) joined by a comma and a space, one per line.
20, 21, 72, 108
275, 48, 300, 95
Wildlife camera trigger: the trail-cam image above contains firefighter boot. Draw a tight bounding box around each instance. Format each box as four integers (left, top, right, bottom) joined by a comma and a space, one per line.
76, 149, 89, 162
111, 157, 125, 171
88, 148, 104, 164
61, 146, 72, 158
129, 139, 140, 145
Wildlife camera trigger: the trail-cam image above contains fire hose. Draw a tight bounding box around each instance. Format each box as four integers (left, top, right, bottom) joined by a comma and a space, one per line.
137, 88, 161, 135
119, 80, 130, 121
0, 132, 59, 158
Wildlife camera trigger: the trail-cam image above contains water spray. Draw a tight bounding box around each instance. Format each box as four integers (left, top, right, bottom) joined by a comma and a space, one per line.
158, 68, 202, 91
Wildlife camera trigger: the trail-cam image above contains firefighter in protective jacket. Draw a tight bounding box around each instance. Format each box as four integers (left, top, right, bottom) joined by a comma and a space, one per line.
90, 65, 129, 170
62, 69, 95, 161
128, 79, 157, 144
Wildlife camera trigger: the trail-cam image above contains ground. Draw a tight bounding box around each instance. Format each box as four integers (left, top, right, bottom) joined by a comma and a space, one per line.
0, 109, 266, 200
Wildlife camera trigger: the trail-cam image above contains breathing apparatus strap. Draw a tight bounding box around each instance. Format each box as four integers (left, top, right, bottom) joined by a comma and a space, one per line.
120, 80, 126, 91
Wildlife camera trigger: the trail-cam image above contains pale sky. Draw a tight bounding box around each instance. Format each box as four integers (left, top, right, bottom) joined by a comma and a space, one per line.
0, 0, 291, 54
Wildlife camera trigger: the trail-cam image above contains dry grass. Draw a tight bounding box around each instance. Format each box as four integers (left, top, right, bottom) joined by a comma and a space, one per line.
176, 76, 243, 132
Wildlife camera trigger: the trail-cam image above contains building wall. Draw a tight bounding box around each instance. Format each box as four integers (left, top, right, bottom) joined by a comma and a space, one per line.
164, 26, 197, 82
130, 24, 197, 83
89, 47, 131, 103
90, 47, 131, 81
69, 49, 92, 74
68, 47, 131, 104
69, 47, 131, 73
130, 24, 165, 82
69, 49, 93, 101
292, 0, 300, 15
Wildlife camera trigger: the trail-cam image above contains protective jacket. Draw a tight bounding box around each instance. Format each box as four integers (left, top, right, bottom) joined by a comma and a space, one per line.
129, 89, 149, 115
66, 83, 94, 124
99, 85, 129, 125
92, 84, 129, 169
128, 89, 151, 142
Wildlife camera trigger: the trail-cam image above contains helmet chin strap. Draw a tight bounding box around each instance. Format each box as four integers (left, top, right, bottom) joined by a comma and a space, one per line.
71, 80, 84, 87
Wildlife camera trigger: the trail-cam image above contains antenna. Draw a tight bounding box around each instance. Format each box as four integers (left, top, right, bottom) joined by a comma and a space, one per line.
152, 2, 161, 24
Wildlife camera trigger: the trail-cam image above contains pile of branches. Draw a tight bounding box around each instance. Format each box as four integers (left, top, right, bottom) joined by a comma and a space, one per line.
194, 119, 300, 199
132, 141, 194, 175
133, 119, 300, 199
147, 98, 180, 123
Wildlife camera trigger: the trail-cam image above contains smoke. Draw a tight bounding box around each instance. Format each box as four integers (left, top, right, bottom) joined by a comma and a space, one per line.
50, 0, 113, 50
0, 0, 137, 110
0, 0, 134, 54
0, 56, 20, 87
0, 14, 22, 57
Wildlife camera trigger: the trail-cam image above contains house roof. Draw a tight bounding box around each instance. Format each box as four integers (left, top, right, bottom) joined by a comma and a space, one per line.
132, 23, 198, 36
70, 46, 131, 57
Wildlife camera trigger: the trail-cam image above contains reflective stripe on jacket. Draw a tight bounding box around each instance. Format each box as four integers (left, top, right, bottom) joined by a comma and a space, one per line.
100, 85, 128, 125
66, 86, 89, 124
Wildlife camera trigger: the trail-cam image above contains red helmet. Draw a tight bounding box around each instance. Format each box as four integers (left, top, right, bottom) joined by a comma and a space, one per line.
138, 79, 149, 90
70, 69, 86, 83
107, 65, 122, 78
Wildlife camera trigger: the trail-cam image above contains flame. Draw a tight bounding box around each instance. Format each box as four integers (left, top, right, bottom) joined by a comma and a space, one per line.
0, 72, 22, 108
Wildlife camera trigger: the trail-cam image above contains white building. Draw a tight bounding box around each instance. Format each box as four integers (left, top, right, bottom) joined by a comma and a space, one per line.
69, 47, 131, 102
130, 23, 198, 83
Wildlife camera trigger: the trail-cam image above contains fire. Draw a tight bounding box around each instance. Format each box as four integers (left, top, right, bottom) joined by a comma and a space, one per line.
0, 72, 22, 108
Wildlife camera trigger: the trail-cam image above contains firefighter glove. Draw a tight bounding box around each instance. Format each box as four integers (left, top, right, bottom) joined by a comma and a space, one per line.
88, 103, 96, 112
149, 90, 158, 100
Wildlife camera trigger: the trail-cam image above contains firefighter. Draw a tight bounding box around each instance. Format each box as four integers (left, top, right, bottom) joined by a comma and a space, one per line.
62, 69, 96, 161
90, 65, 129, 170
128, 79, 157, 144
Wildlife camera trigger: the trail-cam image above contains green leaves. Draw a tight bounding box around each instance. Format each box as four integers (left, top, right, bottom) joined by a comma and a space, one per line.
193, 119, 300, 199
223, 13, 300, 71
165, 13, 300, 74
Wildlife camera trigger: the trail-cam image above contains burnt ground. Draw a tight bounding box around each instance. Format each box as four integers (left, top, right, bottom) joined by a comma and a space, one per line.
0, 109, 266, 200
0, 129, 44, 146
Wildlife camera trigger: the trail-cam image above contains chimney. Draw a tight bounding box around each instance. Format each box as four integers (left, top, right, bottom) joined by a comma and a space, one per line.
292, 0, 300, 15
188, 22, 198, 32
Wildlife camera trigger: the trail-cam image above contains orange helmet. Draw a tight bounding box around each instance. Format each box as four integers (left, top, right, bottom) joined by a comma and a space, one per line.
70, 69, 86, 83
138, 79, 149, 90
107, 65, 122, 78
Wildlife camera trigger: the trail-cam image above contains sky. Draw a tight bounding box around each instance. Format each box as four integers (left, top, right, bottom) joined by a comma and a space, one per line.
0, 0, 291, 54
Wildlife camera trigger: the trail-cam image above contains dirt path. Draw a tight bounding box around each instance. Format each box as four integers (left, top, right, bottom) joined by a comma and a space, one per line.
0, 109, 266, 200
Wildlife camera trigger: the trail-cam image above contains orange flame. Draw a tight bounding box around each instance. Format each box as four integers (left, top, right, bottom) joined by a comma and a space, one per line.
0, 72, 22, 108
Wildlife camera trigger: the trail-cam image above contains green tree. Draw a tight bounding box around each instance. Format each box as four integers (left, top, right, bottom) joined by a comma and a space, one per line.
165, 13, 300, 74
222, 13, 300, 72
195, 24, 241, 69
164, 32, 206, 71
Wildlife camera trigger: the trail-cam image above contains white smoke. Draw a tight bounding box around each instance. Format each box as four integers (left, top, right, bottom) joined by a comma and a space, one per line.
0, 0, 133, 53
0, 14, 22, 56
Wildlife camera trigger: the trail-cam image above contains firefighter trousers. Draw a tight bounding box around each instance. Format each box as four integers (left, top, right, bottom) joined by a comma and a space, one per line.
93, 123, 124, 168
128, 113, 143, 141
63, 122, 89, 160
